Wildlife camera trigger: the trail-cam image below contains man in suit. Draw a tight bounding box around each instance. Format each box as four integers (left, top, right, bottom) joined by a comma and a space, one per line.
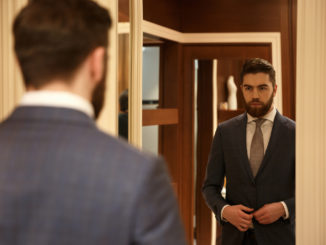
202, 58, 295, 245
0, 0, 186, 244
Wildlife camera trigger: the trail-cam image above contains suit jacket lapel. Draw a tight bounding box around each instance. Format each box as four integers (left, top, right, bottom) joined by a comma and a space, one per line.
255, 110, 282, 178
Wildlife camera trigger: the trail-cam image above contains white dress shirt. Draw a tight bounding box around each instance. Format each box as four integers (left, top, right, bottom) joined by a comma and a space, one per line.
221, 107, 289, 221
19, 91, 94, 118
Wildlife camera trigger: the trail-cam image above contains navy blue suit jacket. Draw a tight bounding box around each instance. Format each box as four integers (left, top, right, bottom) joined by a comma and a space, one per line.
202, 111, 295, 245
0, 106, 186, 245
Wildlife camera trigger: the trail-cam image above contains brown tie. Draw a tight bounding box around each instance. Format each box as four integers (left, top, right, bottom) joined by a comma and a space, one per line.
249, 119, 266, 177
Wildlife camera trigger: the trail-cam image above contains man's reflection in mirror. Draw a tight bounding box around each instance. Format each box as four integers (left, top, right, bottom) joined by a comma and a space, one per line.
119, 89, 128, 140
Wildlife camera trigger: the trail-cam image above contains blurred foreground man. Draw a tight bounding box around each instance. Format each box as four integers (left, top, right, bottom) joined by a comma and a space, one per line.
202, 58, 295, 245
0, 0, 186, 244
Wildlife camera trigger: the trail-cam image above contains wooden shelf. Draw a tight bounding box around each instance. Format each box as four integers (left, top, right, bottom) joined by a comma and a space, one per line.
142, 108, 178, 126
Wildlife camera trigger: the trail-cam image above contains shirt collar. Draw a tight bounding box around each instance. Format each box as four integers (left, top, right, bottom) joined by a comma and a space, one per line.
19, 91, 94, 118
247, 106, 277, 123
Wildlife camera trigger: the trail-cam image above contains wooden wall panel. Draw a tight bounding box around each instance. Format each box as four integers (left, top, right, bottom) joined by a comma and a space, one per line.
142, 108, 178, 126
280, 0, 297, 119
118, 0, 129, 22
196, 60, 213, 245
143, 0, 297, 119
180, 0, 281, 32
158, 41, 193, 241
143, 0, 182, 31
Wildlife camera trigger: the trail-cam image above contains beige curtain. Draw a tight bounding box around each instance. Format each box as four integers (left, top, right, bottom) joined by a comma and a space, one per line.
0, 0, 27, 121
296, 0, 326, 244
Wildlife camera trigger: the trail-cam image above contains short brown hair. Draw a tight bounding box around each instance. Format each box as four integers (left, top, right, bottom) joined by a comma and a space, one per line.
13, 0, 111, 88
240, 58, 276, 87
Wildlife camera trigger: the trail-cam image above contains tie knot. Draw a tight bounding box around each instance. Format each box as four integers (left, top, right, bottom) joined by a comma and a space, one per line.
255, 118, 266, 128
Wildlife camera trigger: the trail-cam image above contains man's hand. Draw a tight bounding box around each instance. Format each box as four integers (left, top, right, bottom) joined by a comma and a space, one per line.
253, 202, 285, 225
222, 205, 254, 232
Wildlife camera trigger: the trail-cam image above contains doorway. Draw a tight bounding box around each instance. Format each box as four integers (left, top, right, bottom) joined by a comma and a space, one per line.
188, 44, 272, 245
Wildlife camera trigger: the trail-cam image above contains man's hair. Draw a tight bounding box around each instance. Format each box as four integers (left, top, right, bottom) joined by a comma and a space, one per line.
13, 0, 112, 88
240, 58, 276, 87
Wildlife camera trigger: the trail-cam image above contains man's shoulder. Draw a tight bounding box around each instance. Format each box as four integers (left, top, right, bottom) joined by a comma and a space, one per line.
82, 129, 166, 195
276, 112, 296, 130
218, 113, 246, 130
85, 127, 159, 167
0, 106, 161, 175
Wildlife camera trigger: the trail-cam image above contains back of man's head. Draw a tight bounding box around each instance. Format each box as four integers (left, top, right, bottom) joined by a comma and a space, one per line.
13, 0, 111, 89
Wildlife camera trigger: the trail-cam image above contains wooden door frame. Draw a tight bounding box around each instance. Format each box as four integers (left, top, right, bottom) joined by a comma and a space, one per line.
183, 44, 273, 245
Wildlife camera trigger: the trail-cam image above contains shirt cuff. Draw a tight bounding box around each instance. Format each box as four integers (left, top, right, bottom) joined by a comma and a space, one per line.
221, 204, 230, 221
281, 201, 289, 219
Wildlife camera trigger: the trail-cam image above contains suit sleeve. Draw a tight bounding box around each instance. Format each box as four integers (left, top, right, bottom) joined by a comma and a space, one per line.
284, 153, 295, 220
202, 126, 228, 224
131, 157, 187, 245
284, 123, 295, 220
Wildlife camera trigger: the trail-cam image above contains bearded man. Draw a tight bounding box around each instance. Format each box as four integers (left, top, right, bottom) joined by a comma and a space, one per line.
202, 58, 295, 245
0, 0, 186, 244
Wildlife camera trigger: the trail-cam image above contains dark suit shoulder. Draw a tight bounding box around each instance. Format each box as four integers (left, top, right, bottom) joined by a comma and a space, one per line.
276, 112, 296, 131
217, 113, 246, 131
93, 128, 158, 163
70, 126, 163, 184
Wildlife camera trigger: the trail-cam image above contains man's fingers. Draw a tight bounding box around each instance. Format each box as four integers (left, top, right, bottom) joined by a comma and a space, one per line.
254, 211, 265, 219
240, 222, 251, 229
239, 211, 253, 220
238, 225, 248, 232
255, 213, 273, 224
239, 205, 254, 213
241, 218, 252, 226
253, 208, 265, 218
256, 217, 269, 224
226, 205, 255, 231
255, 215, 264, 222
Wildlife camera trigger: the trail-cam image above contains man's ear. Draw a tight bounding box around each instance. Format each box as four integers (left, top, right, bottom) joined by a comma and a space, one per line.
89, 47, 105, 84
273, 84, 278, 97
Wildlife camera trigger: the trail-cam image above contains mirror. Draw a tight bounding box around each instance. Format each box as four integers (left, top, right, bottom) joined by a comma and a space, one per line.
136, 0, 294, 244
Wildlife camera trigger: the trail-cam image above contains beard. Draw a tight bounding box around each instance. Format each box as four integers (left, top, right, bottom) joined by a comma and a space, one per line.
91, 76, 106, 119
91, 57, 107, 119
244, 92, 274, 118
